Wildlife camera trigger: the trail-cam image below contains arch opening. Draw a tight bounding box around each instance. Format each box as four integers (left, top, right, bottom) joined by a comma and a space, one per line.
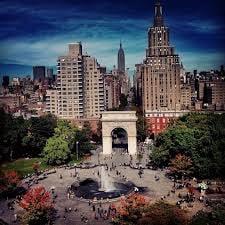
111, 128, 128, 153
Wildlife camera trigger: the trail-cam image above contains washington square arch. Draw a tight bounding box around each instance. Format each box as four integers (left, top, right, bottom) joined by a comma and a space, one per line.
101, 111, 138, 155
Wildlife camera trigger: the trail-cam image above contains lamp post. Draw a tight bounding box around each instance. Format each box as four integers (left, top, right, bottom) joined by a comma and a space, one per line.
76, 141, 79, 161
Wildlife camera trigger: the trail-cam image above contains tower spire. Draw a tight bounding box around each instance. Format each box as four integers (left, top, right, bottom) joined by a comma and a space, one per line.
154, 0, 164, 27
118, 40, 125, 73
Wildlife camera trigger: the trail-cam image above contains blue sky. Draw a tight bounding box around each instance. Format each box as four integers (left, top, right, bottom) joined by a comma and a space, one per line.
0, 0, 224, 73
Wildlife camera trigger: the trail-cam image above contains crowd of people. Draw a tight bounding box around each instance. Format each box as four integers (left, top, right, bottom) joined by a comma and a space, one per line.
1, 146, 217, 225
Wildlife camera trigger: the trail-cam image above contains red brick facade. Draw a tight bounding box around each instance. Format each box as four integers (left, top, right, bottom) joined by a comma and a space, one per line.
146, 116, 173, 135
145, 111, 189, 136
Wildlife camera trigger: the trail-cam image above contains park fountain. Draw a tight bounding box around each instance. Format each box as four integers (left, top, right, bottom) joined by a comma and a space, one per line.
70, 165, 135, 200
99, 166, 115, 192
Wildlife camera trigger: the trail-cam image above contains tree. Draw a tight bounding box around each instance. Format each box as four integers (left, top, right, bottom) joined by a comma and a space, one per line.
74, 129, 94, 155
113, 194, 148, 225
82, 121, 93, 140
20, 186, 52, 211
54, 120, 77, 149
151, 113, 225, 179
169, 154, 193, 178
0, 170, 21, 193
0, 108, 12, 161
150, 146, 170, 167
43, 136, 70, 165
0, 170, 22, 198
113, 196, 187, 225
137, 114, 148, 142
139, 201, 187, 225
4, 170, 21, 189
92, 120, 102, 144
0, 109, 57, 161
0, 113, 28, 161
54, 120, 75, 139
190, 205, 225, 225
22, 114, 57, 157
19, 186, 53, 225
42, 119, 94, 163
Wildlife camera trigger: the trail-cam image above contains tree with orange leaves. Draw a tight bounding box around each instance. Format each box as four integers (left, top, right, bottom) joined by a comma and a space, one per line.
19, 186, 54, 225
169, 154, 193, 178
4, 170, 21, 188
0, 170, 21, 194
113, 194, 149, 225
113, 195, 188, 225
138, 201, 188, 225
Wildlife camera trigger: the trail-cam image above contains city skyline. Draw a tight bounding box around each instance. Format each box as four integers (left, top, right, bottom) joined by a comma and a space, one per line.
0, 0, 225, 74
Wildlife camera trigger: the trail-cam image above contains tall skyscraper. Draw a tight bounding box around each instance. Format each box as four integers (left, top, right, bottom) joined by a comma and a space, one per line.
47, 68, 54, 78
82, 53, 105, 118
117, 41, 125, 73
104, 73, 121, 110
56, 43, 84, 119
46, 43, 105, 120
136, 0, 184, 135
2, 76, 9, 88
33, 66, 46, 82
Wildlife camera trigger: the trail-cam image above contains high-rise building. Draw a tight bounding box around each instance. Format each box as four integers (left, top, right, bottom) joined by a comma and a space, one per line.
180, 85, 192, 110
117, 41, 125, 73
46, 90, 58, 115
56, 43, 84, 119
47, 68, 54, 78
83, 54, 105, 118
134, 64, 143, 106
136, 0, 185, 135
198, 78, 225, 111
2, 76, 9, 88
33, 66, 46, 82
104, 73, 121, 110
46, 43, 105, 120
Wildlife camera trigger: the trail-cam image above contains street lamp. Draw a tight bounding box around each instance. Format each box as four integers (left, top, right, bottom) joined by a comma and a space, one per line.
76, 141, 79, 161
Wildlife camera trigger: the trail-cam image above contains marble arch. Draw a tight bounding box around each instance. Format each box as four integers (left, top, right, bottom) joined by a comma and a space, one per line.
101, 111, 137, 155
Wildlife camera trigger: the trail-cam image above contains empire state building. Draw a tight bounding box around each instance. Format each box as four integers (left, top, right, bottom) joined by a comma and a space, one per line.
118, 41, 125, 73
136, 0, 183, 134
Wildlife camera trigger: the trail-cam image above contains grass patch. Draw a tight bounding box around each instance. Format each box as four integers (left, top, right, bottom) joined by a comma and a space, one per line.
68, 154, 82, 165
0, 158, 52, 177
0, 155, 84, 176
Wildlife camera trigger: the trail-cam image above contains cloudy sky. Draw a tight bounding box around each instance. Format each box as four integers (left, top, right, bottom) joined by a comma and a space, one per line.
0, 0, 225, 73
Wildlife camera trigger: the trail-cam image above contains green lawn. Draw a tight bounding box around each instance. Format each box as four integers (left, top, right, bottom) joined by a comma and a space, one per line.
0, 156, 82, 177
69, 154, 82, 165
0, 158, 52, 177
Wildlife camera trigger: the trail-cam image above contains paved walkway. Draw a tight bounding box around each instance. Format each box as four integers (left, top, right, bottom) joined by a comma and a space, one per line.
0, 145, 203, 224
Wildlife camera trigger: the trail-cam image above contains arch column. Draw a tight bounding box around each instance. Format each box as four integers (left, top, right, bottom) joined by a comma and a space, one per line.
128, 135, 137, 155
102, 135, 112, 155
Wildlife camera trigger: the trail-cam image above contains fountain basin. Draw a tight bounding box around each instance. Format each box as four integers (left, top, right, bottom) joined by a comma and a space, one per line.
71, 178, 135, 200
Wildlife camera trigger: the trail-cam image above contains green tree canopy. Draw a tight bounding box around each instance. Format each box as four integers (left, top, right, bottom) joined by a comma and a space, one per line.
42, 119, 94, 165
22, 114, 57, 157
190, 204, 225, 225
151, 113, 225, 179
0, 108, 28, 161
43, 136, 70, 165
